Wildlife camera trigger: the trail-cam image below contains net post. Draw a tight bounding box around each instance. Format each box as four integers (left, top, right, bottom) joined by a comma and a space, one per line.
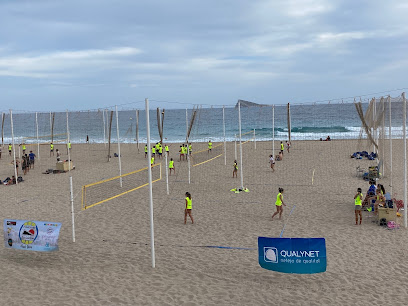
145, 98, 156, 268
272, 105, 275, 154
238, 101, 244, 189
402, 92, 407, 228
102, 109, 106, 147
223, 106, 226, 166
254, 128, 256, 150
165, 153, 169, 194
115, 106, 123, 187
234, 134, 237, 160
10, 109, 18, 184
388, 96, 392, 195
1, 112, 4, 146
66, 110, 75, 242
186, 108, 191, 184
136, 109, 139, 153
35, 112, 40, 161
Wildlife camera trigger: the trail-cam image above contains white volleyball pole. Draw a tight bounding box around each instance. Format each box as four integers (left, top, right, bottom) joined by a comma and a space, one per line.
136, 109, 140, 153
373, 98, 376, 155
223, 106, 226, 166
234, 134, 237, 160
36, 112, 40, 160
381, 97, 385, 177
102, 109, 106, 147
272, 105, 275, 154
145, 98, 156, 268
165, 150, 169, 195
10, 109, 18, 184
66, 110, 75, 242
238, 101, 244, 189
105, 109, 109, 146
254, 128, 256, 150
115, 106, 123, 187
402, 92, 407, 228
186, 108, 190, 184
388, 96, 393, 195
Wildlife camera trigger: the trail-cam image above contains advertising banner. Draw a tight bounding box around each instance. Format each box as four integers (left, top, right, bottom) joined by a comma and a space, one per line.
258, 237, 326, 274
4, 219, 62, 252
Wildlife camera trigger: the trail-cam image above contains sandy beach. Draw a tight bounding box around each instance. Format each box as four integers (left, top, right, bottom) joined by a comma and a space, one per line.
0, 139, 407, 305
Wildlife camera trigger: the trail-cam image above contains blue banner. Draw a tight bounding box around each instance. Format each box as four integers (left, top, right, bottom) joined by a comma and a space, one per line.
258, 237, 326, 274
4, 219, 62, 252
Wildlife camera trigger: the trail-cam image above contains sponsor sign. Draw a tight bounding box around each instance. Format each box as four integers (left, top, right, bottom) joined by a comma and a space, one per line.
4, 219, 62, 252
258, 237, 326, 274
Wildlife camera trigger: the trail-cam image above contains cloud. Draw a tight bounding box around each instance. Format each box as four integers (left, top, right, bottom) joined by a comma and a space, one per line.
0, 47, 142, 78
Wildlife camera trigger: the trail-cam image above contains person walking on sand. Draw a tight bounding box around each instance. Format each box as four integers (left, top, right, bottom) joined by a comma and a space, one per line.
269, 155, 275, 172
50, 143, 54, 157
169, 158, 175, 175
354, 188, 363, 225
8, 143, 12, 156
184, 192, 194, 224
208, 140, 212, 153
233, 160, 238, 178
144, 144, 148, 158
286, 141, 290, 153
29, 151, 36, 169
272, 188, 286, 220
280, 141, 284, 155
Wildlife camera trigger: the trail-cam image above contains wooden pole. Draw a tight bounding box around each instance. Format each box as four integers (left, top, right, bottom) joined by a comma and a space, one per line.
107, 111, 113, 162
51, 112, 55, 143
287, 103, 291, 142
1, 112, 4, 146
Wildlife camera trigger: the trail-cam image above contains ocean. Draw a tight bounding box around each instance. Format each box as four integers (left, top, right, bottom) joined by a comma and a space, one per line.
1, 102, 406, 144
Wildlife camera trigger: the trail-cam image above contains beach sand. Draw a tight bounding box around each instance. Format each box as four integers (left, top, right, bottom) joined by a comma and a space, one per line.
0, 139, 407, 305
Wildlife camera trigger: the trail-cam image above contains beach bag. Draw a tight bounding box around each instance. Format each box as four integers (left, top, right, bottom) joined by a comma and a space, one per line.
379, 218, 387, 226
114, 153, 119, 157
387, 221, 399, 229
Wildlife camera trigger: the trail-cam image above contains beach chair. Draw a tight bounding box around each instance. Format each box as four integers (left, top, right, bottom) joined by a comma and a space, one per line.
356, 166, 365, 177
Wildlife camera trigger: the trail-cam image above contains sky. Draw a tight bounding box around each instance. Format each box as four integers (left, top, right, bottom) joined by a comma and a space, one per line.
0, 0, 407, 111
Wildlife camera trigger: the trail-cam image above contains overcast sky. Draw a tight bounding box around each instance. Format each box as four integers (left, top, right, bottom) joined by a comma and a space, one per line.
1, 0, 407, 111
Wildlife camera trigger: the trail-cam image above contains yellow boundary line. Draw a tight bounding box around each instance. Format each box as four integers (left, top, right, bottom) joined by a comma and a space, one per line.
241, 137, 255, 145
193, 143, 223, 155
241, 130, 253, 136
312, 169, 315, 185
193, 153, 223, 167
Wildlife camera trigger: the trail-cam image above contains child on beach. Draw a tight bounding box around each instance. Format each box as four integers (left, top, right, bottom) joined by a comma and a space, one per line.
272, 188, 286, 220
233, 160, 238, 178
169, 158, 175, 175
269, 155, 275, 172
184, 192, 194, 224
280, 141, 284, 155
354, 188, 363, 225
179, 145, 184, 161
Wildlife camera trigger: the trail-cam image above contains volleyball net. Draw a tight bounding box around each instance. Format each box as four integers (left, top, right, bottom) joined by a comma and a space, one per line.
191, 142, 224, 167
81, 163, 162, 210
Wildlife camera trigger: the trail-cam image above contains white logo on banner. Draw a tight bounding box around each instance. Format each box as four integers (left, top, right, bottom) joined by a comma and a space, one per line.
264, 247, 278, 263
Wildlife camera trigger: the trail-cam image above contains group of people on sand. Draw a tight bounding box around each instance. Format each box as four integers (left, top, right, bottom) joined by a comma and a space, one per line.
268, 141, 290, 172
353, 180, 390, 225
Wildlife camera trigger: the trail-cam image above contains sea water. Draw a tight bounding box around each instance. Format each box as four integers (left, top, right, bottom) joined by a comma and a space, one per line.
1, 102, 406, 144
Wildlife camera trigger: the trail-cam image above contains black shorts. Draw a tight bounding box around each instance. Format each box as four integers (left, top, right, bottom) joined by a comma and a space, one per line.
30, 160, 35, 164
159, 153, 162, 156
